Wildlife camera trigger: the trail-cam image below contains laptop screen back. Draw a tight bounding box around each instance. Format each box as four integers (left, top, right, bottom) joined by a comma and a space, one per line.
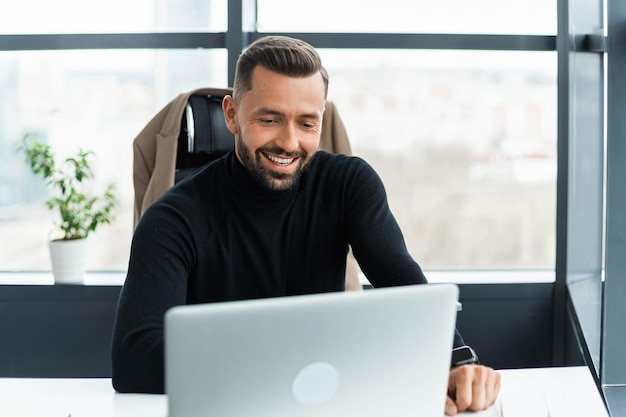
165, 284, 459, 417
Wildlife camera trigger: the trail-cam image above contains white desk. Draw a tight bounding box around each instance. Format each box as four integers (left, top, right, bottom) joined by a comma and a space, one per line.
0, 367, 608, 417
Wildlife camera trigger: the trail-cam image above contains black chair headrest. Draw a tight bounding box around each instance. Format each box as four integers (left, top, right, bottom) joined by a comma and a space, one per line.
175, 94, 235, 182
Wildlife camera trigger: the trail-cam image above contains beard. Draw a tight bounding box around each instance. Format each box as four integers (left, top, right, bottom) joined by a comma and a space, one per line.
236, 136, 314, 192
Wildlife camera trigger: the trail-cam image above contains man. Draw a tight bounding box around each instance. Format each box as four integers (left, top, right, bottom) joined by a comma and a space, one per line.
111, 35, 500, 415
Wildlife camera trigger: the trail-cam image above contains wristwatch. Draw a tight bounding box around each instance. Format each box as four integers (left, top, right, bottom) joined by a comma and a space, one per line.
451, 345, 480, 368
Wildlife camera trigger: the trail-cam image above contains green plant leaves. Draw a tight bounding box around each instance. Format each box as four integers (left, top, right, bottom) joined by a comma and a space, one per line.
18, 135, 117, 240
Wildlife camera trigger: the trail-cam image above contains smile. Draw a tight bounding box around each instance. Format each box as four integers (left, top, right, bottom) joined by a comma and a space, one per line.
264, 153, 296, 166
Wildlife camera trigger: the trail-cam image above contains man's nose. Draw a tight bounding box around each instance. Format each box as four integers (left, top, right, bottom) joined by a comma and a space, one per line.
276, 123, 299, 153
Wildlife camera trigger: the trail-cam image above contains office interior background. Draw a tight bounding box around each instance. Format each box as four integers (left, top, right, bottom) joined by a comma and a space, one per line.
0, 0, 625, 414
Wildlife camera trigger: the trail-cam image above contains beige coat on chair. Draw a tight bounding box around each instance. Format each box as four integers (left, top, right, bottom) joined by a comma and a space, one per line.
132, 87, 362, 291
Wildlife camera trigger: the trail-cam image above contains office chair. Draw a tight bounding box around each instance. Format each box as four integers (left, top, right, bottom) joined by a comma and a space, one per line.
132, 87, 361, 291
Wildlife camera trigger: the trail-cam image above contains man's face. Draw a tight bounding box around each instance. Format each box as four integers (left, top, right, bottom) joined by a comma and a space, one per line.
223, 65, 326, 192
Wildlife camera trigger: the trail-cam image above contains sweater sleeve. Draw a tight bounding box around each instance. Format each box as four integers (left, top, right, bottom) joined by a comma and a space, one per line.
343, 158, 465, 348
343, 158, 427, 287
111, 200, 195, 393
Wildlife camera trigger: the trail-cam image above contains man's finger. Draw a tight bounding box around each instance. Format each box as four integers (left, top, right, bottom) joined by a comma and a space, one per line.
449, 365, 475, 411
445, 395, 458, 416
486, 369, 502, 406
469, 366, 490, 410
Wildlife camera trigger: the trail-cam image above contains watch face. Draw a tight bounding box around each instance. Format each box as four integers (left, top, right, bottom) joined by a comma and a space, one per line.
451, 346, 478, 366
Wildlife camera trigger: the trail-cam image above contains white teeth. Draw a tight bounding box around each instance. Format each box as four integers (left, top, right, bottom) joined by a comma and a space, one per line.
266, 154, 294, 165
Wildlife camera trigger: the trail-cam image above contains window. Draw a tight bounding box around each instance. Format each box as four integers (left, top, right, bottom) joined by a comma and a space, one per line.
257, 0, 556, 35
323, 49, 557, 269
0, 0, 227, 34
0, 0, 557, 274
1, 48, 227, 270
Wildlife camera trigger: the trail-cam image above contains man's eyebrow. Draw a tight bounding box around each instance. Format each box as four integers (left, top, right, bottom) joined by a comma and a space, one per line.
254, 107, 321, 120
254, 107, 282, 116
300, 112, 322, 120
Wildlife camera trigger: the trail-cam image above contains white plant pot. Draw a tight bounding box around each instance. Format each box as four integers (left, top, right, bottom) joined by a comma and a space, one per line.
48, 238, 87, 284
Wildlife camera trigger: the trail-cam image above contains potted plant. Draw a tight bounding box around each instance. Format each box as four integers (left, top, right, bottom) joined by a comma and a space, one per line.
18, 135, 117, 284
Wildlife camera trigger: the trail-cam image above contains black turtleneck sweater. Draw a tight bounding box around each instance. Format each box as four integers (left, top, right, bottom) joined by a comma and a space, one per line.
111, 150, 457, 394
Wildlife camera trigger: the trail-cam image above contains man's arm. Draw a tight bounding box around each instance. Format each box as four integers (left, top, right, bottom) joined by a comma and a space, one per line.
111, 203, 193, 393
342, 158, 428, 287
340, 158, 501, 413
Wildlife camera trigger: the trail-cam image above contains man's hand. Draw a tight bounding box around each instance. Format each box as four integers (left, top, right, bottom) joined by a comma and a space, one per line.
445, 364, 501, 416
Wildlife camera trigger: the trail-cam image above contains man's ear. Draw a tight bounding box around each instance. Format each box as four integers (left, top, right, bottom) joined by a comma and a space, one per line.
222, 95, 239, 134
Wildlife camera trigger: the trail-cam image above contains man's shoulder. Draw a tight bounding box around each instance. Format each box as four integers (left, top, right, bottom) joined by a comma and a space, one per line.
185, 152, 229, 178
305, 151, 379, 191
311, 150, 368, 170
156, 154, 228, 204
311, 151, 376, 181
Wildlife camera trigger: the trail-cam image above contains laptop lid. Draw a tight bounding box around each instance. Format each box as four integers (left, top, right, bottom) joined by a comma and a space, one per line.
165, 283, 459, 417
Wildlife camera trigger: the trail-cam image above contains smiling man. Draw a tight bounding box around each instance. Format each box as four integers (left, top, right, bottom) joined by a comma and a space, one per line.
111, 35, 500, 415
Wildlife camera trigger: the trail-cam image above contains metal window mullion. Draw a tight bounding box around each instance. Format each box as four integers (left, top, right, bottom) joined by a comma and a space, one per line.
0, 33, 557, 53
249, 32, 556, 51
0, 33, 225, 51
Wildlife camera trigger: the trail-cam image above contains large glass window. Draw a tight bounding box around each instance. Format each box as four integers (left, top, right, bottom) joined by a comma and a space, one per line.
322, 49, 557, 269
0, 0, 227, 34
0, 49, 227, 271
0, 0, 558, 274
257, 0, 556, 35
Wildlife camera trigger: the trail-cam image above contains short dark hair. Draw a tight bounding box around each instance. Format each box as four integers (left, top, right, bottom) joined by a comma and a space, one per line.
232, 35, 329, 101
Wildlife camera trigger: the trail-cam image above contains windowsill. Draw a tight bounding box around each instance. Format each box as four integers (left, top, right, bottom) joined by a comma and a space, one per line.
361, 269, 555, 286
421, 269, 555, 284
0, 270, 555, 286
0, 271, 126, 286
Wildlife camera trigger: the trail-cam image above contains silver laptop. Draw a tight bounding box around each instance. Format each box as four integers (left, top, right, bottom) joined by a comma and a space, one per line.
165, 284, 459, 417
